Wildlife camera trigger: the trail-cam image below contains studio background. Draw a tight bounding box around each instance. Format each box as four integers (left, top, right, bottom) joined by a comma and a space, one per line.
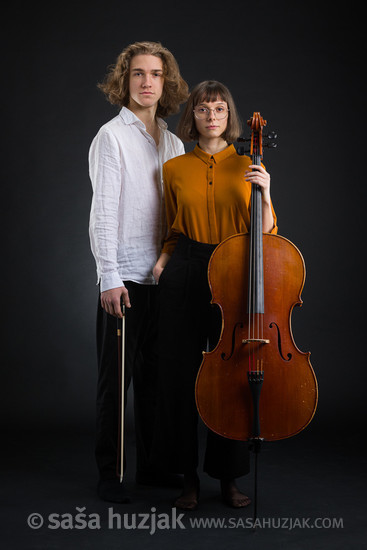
1, 1, 366, 547
2, 0, 364, 437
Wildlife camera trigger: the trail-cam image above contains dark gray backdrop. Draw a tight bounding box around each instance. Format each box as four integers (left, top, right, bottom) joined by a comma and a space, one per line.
2, 1, 366, 442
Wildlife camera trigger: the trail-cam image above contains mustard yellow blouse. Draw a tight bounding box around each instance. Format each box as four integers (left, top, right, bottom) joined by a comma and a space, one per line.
162, 144, 278, 255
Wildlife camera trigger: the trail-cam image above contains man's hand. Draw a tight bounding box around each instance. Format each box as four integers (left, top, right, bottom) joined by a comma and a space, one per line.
100, 286, 131, 318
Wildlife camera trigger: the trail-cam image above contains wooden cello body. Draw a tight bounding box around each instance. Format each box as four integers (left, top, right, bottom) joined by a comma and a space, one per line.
195, 113, 318, 443
195, 231, 318, 441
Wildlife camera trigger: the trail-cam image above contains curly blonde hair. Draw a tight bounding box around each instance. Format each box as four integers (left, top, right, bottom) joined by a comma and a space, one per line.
98, 41, 189, 118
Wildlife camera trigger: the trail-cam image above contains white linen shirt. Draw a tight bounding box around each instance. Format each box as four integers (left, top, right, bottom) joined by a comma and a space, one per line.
89, 107, 185, 292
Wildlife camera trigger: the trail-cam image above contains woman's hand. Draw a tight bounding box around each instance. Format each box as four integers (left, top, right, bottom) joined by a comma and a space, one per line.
244, 165, 271, 205
153, 263, 164, 283
245, 165, 274, 233
153, 252, 171, 283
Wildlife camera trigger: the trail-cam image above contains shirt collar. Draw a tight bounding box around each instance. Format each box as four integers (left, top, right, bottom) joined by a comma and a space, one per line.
119, 106, 168, 131
193, 143, 236, 164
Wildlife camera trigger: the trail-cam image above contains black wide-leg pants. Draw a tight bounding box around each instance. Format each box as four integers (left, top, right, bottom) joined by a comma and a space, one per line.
95, 281, 159, 480
153, 235, 249, 480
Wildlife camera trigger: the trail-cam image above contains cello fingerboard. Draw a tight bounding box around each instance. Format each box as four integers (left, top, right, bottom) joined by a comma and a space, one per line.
248, 153, 264, 314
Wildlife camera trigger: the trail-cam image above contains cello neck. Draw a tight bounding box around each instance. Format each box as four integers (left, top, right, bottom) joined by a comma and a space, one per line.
249, 181, 264, 314
248, 116, 265, 315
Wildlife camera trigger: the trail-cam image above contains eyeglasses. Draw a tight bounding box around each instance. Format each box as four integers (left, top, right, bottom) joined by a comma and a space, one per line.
193, 106, 229, 120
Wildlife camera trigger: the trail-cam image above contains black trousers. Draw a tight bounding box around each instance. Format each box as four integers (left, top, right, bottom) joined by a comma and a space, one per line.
152, 235, 249, 480
95, 281, 159, 480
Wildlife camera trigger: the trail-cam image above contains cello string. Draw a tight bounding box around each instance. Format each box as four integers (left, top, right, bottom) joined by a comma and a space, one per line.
248, 182, 254, 373
258, 181, 263, 374
252, 182, 257, 373
255, 181, 260, 374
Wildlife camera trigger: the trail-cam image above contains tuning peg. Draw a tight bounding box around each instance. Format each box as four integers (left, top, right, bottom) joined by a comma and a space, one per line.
236, 136, 251, 156
264, 142, 277, 148
264, 132, 277, 140
236, 145, 250, 156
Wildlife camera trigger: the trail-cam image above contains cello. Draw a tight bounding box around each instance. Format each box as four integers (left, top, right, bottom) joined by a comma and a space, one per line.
195, 112, 318, 516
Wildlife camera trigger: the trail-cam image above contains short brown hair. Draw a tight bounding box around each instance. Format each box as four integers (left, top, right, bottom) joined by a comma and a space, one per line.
176, 80, 243, 142
98, 41, 189, 118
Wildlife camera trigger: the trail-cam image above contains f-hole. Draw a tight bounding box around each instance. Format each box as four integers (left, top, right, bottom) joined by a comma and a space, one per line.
269, 322, 292, 361
221, 322, 244, 360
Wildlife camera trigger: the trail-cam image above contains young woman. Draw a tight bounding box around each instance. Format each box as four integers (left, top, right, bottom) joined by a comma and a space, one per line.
152, 80, 278, 510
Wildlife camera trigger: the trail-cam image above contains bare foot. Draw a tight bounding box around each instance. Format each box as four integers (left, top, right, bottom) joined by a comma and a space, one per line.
174, 473, 200, 511
221, 479, 251, 508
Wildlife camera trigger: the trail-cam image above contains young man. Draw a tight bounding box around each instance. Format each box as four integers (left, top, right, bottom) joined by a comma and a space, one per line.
89, 42, 188, 502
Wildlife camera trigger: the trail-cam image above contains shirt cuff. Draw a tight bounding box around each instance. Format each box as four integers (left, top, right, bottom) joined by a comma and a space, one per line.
100, 272, 125, 293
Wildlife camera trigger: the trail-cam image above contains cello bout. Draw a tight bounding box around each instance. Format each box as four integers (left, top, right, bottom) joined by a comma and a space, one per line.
195, 232, 318, 442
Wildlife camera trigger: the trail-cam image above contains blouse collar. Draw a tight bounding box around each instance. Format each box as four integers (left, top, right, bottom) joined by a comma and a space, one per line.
193, 143, 236, 164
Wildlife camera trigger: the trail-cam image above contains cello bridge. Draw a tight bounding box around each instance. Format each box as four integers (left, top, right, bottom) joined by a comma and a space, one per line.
242, 338, 270, 345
